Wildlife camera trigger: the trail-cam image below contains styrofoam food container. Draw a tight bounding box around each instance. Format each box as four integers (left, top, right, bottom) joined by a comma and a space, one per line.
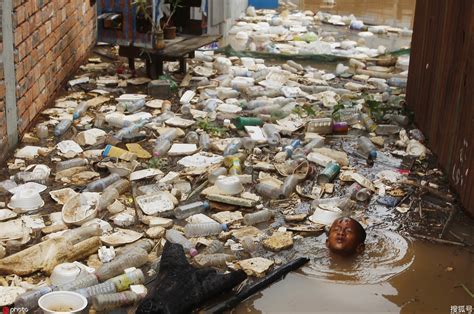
7, 188, 44, 213
50, 263, 81, 286
215, 176, 244, 195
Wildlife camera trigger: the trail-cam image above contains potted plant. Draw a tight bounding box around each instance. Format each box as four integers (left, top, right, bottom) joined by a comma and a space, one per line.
163, 0, 183, 40
132, 0, 165, 50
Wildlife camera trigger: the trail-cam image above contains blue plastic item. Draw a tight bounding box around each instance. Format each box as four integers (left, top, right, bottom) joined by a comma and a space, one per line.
248, 0, 279, 9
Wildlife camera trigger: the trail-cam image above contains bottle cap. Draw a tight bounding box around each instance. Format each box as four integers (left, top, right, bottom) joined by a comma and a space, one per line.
221, 224, 229, 232
203, 201, 210, 209
369, 150, 377, 159
189, 248, 198, 257
102, 145, 112, 158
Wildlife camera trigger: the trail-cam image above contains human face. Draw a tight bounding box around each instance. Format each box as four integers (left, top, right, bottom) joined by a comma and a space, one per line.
326, 218, 364, 256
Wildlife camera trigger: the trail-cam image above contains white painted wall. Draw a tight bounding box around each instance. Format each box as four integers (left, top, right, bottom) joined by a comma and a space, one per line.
207, 0, 248, 38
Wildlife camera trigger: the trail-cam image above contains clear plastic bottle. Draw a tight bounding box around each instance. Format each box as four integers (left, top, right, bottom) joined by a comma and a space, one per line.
92, 291, 140, 311
73, 102, 89, 120
262, 124, 281, 146
107, 179, 130, 195
56, 158, 88, 172
375, 124, 401, 135
337, 108, 361, 125
106, 269, 145, 291
113, 120, 147, 141
217, 88, 240, 100
355, 188, 371, 202
243, 209, 273, 225
241, 236, 257, 253
387, 77, 407, 88
360, 113, 377, 133
98, 187, 119, 211
199, 132, 211, 151
165, 229, 198, 256
184, 223, 228, 238
357, 136, 377, 159
303, 138, 325, 154
185, 131, 199, 144
223, 138, 242, 156
95, 248, 149, 281
280, 175, 300, 198
195, 254, 235, 267
287, 60, 304, 71
85, 173, 121, 192
255, 183, 283, 200
251, 104, 282, 115
55, 273, 99, 291
117, 99, 146, 113
174, 201, 210, 219
284, 139, 301, 158
223, 155, 243, 176
204, 240, 224, 254
75, 281, 117, 301
385, 114, 409, 126
153, 129, 178, 157
347, 182, 363, 200
54, 119, 72, 137
246, 99, 272, 110
64, 224, 102, 244
15, 286, 53, 309
36, 124, 49, 140
152, 111, 175, 126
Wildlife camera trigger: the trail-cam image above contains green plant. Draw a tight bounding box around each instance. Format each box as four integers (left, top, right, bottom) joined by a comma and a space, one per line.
197, 119, 228, 137
132, 0, 161, 32
164, 0, 184, 28
292, 104, 317, 118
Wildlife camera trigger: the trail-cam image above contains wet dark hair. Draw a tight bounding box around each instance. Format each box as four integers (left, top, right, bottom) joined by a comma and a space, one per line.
349, 218, 366, 243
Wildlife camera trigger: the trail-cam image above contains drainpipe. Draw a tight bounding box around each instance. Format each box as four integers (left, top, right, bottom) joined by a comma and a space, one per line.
2, 0, 19, 150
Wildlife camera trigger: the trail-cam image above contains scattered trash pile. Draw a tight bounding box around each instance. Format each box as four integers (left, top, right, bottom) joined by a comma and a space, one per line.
228, 6, 412, 58
0, 6, 462, 313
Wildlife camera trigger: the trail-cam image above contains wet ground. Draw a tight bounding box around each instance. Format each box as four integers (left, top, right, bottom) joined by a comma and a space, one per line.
232, 1, 474, 313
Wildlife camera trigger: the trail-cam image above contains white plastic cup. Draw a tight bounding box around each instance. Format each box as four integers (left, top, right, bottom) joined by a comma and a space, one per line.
215, 176, 244, 195
38, 291, 88, 314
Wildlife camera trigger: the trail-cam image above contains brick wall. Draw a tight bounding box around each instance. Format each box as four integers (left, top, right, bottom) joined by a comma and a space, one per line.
12, 0, 97, 133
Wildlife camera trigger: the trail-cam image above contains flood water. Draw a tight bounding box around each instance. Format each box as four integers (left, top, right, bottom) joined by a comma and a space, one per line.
231, 1, 474, 313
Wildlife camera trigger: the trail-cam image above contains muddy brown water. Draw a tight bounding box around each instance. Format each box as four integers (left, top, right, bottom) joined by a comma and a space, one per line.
231, 1, 474, 313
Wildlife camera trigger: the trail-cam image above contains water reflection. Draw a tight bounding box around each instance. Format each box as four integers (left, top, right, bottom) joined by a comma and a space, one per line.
299, 230, 414, 284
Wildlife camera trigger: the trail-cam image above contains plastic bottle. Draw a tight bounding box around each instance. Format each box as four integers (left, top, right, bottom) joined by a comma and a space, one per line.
355, 188, 370, 202
64, 224, 102, 244
241, 236, 256, 253
223, 139, 242, 156
234, 117, 263, 130
357, 136, 377, 159
152, 111, 175, 126
174, 201, 210, 219
217, 88, 240, 99
36, 124, 49, 140
98, 187, 119, 211
262, 124, 281, 146
106, 269, 145, 291
107, 179, 131, 194
165, 229, 198, 256
284, 139, 301, 158
243, 209, 273, 225
303, 138, 325, 154
85, 173, 121, 192
204, 240, 224, 254
75, 281, 117, 301
181, 104, 192, 117
56, 158, 88, 172
375, 124, 401, 135
251, 104, 282, 115
95, 248, 149, 281
280, 175, 300, 198
287, 60, 304, 71
223, 154, 245, 176
56, 273, 99, 291
15, 286, 53, 309
184, 223, 228, 238
199, 132, 211, 151
117, 99, 146, 113
185, 131, 199, 144
347, 182, 363, 200
242, 137, 256, 151
92, 291, 141, 311
385, 114, 409, 126
360, 113, 377, 133
54, 119, 72, 137
72, 102, 89, 120
255, 183, 283, 200
153, 129, 178, 157
113, 120, 147, 141
387, 77, 407, 88
195, 254, 235, 267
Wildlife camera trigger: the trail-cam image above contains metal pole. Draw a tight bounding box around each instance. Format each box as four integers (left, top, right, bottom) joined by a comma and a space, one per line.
2, 0, 19, 149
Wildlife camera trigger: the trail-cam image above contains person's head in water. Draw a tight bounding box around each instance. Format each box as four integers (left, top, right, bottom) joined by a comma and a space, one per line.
326, 217, 366, 256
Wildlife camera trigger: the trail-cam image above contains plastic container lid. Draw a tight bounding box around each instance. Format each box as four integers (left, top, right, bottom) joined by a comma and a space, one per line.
369, 150, 377, 159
